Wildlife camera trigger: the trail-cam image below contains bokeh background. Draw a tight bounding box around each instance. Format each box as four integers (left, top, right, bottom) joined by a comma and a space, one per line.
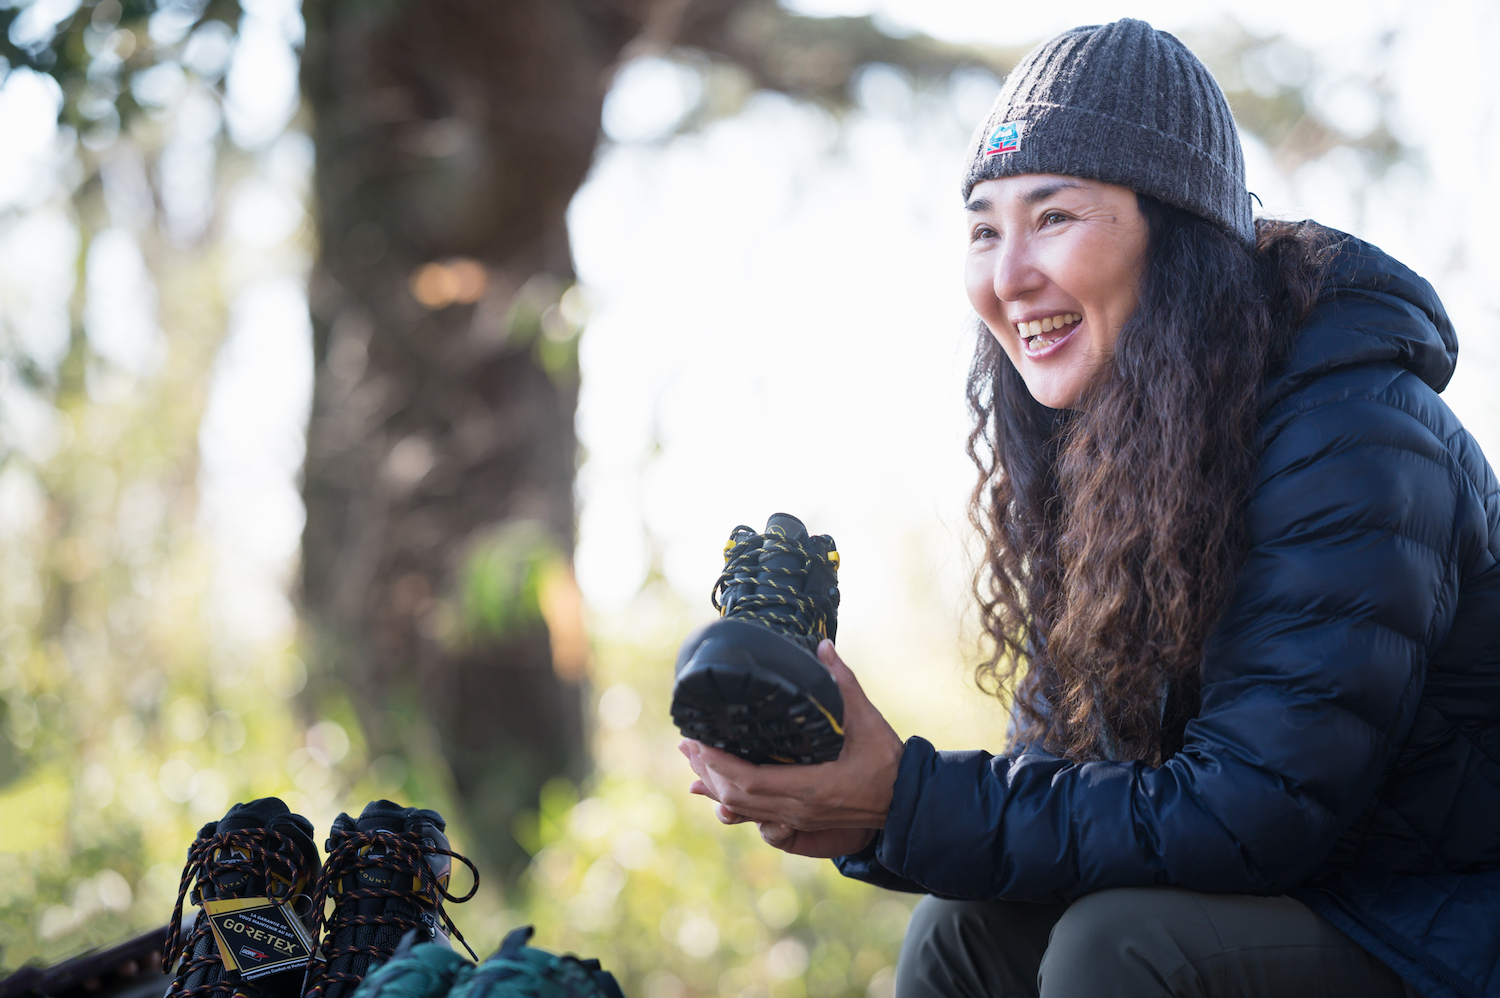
1, 0, 1496, 995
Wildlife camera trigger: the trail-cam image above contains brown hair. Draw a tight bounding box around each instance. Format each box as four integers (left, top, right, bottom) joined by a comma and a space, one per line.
966, 197, 1336, 763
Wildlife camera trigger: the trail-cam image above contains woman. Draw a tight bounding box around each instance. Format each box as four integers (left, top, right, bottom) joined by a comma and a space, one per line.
679, 18, 1500, 998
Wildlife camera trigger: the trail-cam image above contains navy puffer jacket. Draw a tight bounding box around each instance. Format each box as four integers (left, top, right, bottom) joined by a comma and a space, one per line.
836, 234, 1500, 998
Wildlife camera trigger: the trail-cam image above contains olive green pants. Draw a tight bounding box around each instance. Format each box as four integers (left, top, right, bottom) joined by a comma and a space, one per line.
896, 888, 1418, 998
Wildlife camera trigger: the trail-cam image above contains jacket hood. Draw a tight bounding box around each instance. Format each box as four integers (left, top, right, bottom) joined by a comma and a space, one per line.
1263, 229, 1457, 412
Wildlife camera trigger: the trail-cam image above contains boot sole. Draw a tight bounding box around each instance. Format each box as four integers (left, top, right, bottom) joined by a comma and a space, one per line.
671, 618, 845, 765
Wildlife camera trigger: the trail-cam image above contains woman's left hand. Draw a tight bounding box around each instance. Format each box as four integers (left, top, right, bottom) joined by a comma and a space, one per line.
678, 640, 905, 839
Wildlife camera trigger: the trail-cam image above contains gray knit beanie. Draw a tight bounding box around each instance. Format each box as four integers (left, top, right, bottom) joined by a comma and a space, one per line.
963, 19, 1254, 244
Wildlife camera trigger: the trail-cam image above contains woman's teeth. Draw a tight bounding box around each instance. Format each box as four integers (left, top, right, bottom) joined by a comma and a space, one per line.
1022, 313, 1080, 348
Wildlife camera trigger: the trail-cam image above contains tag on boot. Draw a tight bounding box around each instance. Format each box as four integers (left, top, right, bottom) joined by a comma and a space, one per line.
202, 897, 318, 980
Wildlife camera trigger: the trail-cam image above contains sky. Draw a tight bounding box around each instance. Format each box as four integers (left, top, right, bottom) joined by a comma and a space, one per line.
2, 0, 1498, 745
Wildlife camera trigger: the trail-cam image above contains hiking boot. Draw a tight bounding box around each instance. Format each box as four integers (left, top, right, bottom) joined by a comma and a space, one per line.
164, 798, 321, 998
304, 801, 479, 998
671, 513, 844, 765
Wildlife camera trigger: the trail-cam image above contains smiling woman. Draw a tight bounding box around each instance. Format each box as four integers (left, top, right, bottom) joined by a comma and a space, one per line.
681, 16, 1500, 998
962, 175, 1147, 409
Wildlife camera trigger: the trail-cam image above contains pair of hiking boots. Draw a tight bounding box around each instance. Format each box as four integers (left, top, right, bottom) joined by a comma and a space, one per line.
670, 513, 846, 766
164, 798, 624, 998
164, 798, 477, 998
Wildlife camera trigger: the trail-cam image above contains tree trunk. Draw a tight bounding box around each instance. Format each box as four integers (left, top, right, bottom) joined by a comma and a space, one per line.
294, 0, 1001, 883
298, 0, 650, 880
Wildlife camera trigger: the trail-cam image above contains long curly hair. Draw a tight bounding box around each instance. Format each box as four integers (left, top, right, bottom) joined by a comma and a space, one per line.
967, 197, 1335, 764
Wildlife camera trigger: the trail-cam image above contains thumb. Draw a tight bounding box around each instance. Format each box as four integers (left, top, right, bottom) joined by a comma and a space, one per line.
818, 639, 868, 707
819, 639, 900, 748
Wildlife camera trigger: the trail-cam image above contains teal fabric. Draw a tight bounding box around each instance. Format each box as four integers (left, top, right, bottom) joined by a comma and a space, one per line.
349, 940, 474, 998
447, 927, 625, 998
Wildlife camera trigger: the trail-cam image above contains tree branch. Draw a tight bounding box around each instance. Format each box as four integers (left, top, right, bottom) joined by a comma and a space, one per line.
670, 0, 1023, 109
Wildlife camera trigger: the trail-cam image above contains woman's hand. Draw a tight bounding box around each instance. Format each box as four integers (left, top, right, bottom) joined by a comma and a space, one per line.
747, 821, 877, 859
678, 640, 904, 855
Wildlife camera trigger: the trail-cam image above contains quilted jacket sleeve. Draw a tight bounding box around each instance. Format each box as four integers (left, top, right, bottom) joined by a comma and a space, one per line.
839, 380, 1472, 902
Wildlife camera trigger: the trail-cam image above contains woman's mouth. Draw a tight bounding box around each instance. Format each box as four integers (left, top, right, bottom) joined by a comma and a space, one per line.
1018, 312, 1081, 354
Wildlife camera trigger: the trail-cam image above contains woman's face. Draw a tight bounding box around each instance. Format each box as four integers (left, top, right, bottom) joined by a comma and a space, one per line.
964, 174, 1149, 409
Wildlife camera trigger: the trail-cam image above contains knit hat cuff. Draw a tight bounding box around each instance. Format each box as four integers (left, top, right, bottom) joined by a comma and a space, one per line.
963, 102, 1254, 244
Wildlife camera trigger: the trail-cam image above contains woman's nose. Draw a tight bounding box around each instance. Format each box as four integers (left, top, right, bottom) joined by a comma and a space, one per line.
993, 239, 1042, 302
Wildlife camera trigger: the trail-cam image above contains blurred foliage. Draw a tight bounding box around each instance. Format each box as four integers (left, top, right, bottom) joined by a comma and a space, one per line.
445, 522, 561, 651
672, 0, 1024, 124
1, 575, 917, 998
1190, 21, 1404, 176
0, 0, 322, 975
1, 0, 244, 151
505, 276, 586, 389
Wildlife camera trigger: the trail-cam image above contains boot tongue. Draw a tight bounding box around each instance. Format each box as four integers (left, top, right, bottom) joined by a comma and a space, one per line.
765, 513, 807, 540
218, 797, 293, 834
220, 797, 316, 846
355, 800, 447, 836
355, 800, 413, 834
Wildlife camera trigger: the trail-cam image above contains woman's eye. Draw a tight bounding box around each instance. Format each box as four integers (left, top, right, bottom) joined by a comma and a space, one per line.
1042, 211, 1067, 226
971, 225, 997, 242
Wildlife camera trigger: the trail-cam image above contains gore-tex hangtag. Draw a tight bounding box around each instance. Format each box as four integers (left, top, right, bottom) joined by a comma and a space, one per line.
200, 896, 316, 980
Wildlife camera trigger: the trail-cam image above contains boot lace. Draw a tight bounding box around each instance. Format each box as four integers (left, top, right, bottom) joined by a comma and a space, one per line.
712, 526, 831, 641
164, 828, 315, 998
302, 828, 479, 998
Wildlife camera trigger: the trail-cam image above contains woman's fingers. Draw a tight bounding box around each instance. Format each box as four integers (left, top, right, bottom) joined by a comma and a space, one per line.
820, 639, 904, 756
682, 740, 794, 821
679, 741, 719, 799
817, 637, 847, 676
681, 739, 770, 805
819, 639, 874, 732
819, 640, 883, 730
759, 822, 795, 848
756, 823, 879, 858
679, 743, 754, 824
692, 740, 766, 785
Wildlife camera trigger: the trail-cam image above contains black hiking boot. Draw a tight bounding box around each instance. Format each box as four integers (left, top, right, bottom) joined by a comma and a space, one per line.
671, 513, 844, 765
303, 801, 479, 998
163, 798, 321, 998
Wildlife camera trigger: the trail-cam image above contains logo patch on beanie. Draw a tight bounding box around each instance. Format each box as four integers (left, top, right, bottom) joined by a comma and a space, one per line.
984, 120, 1023, 156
